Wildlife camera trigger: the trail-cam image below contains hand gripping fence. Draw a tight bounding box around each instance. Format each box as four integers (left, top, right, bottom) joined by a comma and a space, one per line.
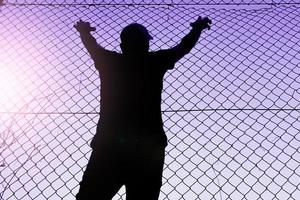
0, 0, 299, 199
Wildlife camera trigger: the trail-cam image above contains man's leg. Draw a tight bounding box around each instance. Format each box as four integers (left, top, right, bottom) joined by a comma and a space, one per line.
76, 148, 124, 200
125, 145, 165, 200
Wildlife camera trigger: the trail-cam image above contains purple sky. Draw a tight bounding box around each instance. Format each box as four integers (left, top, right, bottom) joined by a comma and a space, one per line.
0, 1, 300, 200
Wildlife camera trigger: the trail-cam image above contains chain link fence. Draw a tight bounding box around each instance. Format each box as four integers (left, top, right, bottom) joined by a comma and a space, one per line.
0, 0, 299, 199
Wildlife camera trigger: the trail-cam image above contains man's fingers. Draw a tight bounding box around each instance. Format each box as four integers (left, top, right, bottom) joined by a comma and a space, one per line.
196, 16, 211, 24
202, 17, 212, 30
206, 18, 212, 25
202, 17, 211, 23
74, 20, 96, 32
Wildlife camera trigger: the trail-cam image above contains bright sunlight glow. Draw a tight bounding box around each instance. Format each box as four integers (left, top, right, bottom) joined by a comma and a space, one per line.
0, 65, 26, 111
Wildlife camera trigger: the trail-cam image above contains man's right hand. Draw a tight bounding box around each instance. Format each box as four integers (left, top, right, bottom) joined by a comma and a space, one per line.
190, 17, 212, 30
74, 19, 96, 33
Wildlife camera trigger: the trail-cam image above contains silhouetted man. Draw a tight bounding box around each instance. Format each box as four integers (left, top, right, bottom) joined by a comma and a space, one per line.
74, 16, 211, 200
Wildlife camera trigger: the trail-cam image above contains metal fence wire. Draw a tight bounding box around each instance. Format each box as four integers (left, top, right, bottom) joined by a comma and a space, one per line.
0, 0, 300, 199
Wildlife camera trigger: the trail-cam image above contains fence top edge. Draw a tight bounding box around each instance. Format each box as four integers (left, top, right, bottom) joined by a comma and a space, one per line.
2, 2, 300, 7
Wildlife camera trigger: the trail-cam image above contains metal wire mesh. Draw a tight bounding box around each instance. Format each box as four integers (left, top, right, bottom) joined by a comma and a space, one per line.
0, 0, 299, 199
4, 0, 300, 5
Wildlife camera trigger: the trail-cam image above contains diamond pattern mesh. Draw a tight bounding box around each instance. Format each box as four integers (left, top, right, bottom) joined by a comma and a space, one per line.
0, 1, 299, 200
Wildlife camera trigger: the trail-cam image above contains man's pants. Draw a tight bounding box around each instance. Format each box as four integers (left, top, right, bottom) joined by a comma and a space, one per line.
76, 142, 165, 200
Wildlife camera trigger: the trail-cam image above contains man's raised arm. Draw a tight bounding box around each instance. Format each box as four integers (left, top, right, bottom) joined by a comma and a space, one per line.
74, 20, 106, 64
171, 17, 212, 61
155, 16, 212, 69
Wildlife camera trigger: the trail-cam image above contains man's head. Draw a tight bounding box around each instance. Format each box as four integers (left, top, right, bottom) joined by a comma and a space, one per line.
120, 23, 152, 54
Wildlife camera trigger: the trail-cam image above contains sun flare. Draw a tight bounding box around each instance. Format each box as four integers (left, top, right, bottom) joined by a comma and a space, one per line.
0, 66, 26, 111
